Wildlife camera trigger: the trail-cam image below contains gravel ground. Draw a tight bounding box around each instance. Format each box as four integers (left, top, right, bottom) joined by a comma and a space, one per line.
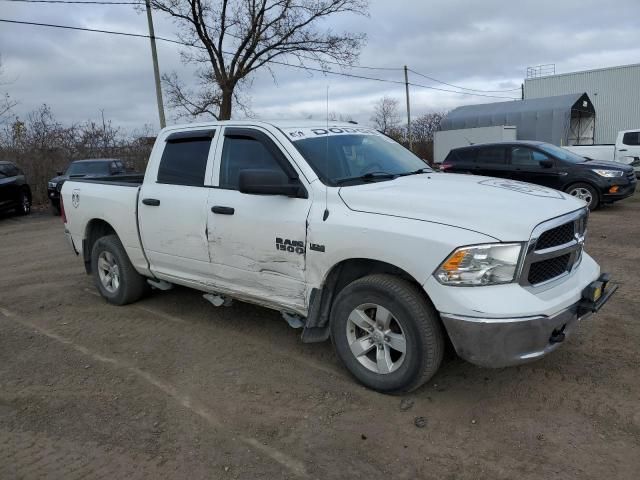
1, 196, 639, 479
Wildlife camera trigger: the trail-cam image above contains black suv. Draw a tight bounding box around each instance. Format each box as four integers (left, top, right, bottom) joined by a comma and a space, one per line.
442, 141, 637, 210
0, 161, 32, 216
48, 158, 127, 214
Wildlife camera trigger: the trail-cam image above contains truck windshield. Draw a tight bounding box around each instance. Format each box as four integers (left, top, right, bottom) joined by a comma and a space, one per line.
291, 130, 430, 186
539, 144, 587, 164
66, 161, 111, 176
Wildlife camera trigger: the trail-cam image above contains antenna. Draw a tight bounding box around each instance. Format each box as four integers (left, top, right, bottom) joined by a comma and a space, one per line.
323, 85, 330, 221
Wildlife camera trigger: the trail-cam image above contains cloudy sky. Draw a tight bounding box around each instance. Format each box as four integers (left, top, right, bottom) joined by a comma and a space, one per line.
1, 0, 639, 132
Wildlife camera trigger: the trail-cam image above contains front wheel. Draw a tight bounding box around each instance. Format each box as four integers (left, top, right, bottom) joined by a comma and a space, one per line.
18, 190, 31, 216
330, 274, 444, 394
566, 182, 599, 210
91, 234, 147, 305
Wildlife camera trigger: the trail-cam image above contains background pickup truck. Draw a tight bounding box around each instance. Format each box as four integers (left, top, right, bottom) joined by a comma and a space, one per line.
565, 129, 640, 177
61, 121, 615, 393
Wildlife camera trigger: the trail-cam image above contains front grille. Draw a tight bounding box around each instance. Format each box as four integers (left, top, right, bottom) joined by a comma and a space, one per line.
536, 222, 574, 249
520, 209, 588, 286
528, 254, 571, 284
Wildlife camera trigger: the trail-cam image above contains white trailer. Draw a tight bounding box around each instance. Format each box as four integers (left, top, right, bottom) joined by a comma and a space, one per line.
434, 125, 517, 164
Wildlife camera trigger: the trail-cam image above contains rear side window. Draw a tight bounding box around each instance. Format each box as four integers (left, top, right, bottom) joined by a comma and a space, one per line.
157, 136, 213, 186
220, 135, 284, 189
476, 147, 506, 165
622, 131, 640, 146
455, 149, 476, 162
0, 163, 19, 176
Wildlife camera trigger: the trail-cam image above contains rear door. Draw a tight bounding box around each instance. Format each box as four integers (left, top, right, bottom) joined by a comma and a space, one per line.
0, 163, 19, 209
475, 146, 510, 179
138, 129, 217, 284
509, 146, 562, 189
206, 126, 312, 312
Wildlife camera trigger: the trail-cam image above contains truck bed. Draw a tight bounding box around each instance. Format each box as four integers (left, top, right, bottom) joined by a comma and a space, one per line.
61, 177, 150, 276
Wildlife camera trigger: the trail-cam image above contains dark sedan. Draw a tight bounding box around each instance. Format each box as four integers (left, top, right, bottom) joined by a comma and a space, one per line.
48, 159, 127, 214
0, 161, 32, 216
442, 141, 636, 210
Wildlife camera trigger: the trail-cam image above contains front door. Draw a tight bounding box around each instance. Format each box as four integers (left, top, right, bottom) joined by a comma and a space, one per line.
138, 129, 217, 283
207, 127, 312, 312
510, 146, 561, 189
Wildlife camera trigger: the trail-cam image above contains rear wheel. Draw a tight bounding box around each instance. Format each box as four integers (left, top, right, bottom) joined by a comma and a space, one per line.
91, 234, 147, 305
566, 182, 599, 210
330, 274, 444, 394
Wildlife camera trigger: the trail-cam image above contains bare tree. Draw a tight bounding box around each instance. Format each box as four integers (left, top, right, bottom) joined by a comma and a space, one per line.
0, 55, 17, 123
370, 96, 400, 136
152, 0, 368, 120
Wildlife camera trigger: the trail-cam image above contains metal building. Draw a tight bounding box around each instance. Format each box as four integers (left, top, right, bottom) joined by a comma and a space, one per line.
524, 63, 640, 144
439, 93, 595, 146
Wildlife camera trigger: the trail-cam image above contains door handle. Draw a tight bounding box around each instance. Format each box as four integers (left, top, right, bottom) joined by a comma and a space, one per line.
618, 149, 627, 152
211, 206, 234, 215
142, 198, 160, 206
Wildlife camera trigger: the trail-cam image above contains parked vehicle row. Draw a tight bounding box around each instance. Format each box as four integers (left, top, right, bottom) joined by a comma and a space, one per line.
442, 141, 637, 210
564, 129, 640, 177
48, 159, 127, 214
0, 160, 32, 216
60, 121, 615, 393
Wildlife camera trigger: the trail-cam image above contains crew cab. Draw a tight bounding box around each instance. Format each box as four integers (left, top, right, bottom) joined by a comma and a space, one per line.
442, 141, 636, 210
48, 158, 127, 214
60, 121, 616, 393
564, 129, 640, 177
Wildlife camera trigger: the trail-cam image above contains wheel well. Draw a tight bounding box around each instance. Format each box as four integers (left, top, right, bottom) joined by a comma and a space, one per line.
83, 219, 116, 273
302, 258, 427, 342
20, 185, 32, 201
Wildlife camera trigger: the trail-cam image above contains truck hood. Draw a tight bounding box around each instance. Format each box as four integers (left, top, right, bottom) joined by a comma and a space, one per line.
338, 173, 585, 241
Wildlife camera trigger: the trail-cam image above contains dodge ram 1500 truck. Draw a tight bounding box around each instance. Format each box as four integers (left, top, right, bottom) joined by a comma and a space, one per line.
60, 121, 616, 393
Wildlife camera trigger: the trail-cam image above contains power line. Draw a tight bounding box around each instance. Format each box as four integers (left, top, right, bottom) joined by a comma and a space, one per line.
409, 67, 521, 93
0, 17, 520, 100
1, 0, 138, 4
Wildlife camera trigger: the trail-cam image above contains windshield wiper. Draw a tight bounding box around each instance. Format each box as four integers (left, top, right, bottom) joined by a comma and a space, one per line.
397, 167, 431, 177
335, 172, 397, 185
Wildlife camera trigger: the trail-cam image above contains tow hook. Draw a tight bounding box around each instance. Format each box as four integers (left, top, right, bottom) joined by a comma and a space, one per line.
549, 326, 566, 344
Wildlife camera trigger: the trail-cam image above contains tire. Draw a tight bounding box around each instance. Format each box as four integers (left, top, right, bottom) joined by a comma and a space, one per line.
50, 202, 61, 216
566, 182, 599, 210
17, 190, 31, 216
91, 234, 147, 305
330, 274, 444, 394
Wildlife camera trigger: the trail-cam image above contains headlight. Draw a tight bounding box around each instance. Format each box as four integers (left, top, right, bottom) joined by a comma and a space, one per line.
435, 243, 522, 286
48, 181, 57, 188
592, 169, 623, 177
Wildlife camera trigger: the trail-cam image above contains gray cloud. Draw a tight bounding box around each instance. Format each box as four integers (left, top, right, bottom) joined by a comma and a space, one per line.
1, 0, 638, 131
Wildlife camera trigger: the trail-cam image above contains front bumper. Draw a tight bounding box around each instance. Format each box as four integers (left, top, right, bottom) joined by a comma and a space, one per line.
600, 176, 636, 202
440, 276, 617, 368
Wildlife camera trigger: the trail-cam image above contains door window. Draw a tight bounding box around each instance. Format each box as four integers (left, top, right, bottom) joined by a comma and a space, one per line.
476, 147, 507, 165
511, 147, 551, 167
622, 131, 640, 146
220, 134, 286, 189
157, 136, 213, 186
454, 148, 477, 162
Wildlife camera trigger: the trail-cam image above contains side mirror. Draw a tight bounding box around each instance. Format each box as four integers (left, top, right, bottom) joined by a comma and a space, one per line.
56, 171, 64, 176
539, 159, 553, 168
239, 169, 306, 198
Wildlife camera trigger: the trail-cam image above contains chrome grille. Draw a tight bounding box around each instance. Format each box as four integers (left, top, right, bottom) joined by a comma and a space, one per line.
519, 209, 588, 286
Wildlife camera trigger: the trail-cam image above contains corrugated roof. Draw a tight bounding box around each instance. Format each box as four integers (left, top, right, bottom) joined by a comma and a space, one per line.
443, 93, 585, 121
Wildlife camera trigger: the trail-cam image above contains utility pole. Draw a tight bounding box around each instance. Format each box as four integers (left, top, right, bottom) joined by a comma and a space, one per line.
145, 0, 166, 129
404, 65, 412, 150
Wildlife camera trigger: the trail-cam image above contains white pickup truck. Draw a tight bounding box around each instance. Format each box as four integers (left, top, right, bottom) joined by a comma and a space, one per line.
61, 121, 616, 393
565, 129, 640, 177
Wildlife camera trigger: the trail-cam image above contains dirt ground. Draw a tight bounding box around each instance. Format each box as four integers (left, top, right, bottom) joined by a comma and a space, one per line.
1, 196, 639, 480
